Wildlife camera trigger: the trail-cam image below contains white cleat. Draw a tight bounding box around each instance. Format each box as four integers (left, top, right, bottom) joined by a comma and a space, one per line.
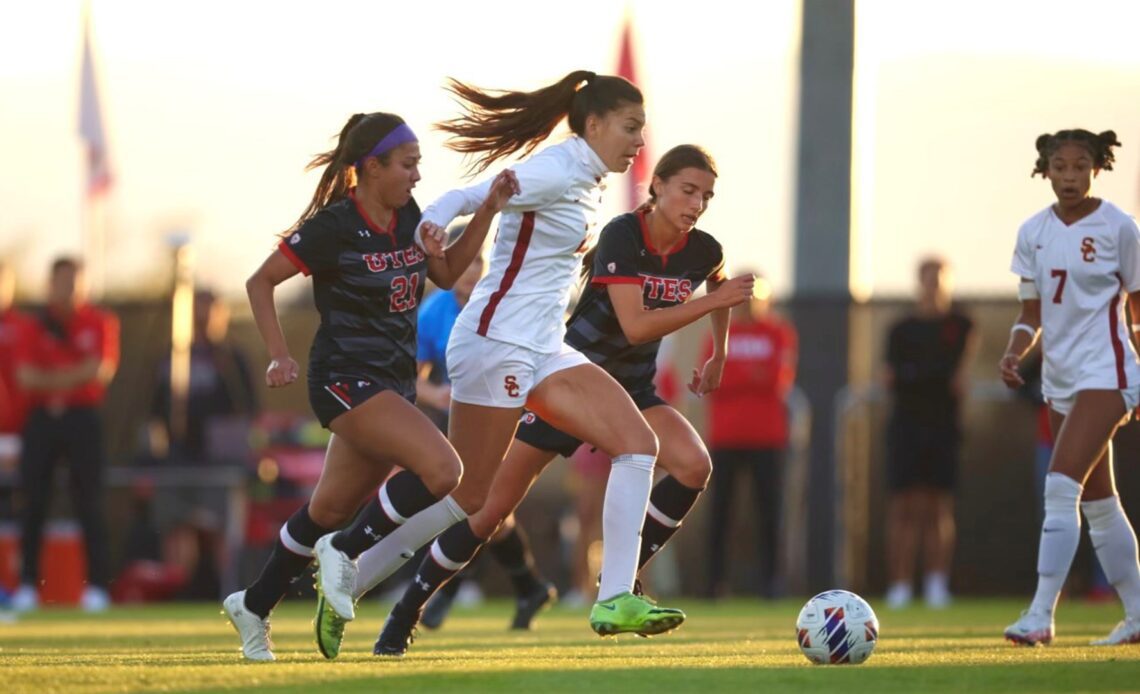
1092, 617, 1140, 646
314, 534, 358, 621
81, 586, 111, 612
1004, 609, 1054, 646
223, 591, 275, 661
11, 585, 38, 613
885, 583, 912, 610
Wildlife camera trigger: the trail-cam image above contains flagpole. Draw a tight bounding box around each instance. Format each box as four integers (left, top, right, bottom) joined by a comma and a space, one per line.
85, 188, 106, 300
79, 5, 110, 299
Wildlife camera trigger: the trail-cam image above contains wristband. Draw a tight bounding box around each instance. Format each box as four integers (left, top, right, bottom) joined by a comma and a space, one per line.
1011, 323, 1037, 339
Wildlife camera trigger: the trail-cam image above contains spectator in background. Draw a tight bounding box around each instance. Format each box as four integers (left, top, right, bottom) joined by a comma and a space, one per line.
11, 257, 119, 612
884, 257, 976, 609
704, 272, 797, 599
148, 288, 258, 463
141, 288, 258, 599
0, 262, 28, 475
0, 262, 29, 608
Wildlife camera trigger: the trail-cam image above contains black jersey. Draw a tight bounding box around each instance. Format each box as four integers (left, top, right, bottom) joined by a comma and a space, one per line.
565, 210, 725, 393
278, 191, 426, 389
886, 311, 973, 424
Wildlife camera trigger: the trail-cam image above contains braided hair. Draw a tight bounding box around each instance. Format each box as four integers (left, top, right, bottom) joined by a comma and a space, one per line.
1032, 129, 1121, 177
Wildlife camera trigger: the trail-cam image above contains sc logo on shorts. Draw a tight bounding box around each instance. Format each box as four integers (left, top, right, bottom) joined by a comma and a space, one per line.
504, 375, 521, 398
520, 412, 537, 425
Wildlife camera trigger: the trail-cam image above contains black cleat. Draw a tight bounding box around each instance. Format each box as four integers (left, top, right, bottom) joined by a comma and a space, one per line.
510, 581, 558, 630
373, 603, 421, 657
421, 589, 456, 630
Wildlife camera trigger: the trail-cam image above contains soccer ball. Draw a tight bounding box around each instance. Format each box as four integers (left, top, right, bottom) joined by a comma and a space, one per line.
795, 589, 879, 665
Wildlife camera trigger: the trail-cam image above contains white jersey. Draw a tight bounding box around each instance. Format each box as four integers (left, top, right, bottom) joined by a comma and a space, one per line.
1011, 200, 1140, 399
420, 136, 608, 353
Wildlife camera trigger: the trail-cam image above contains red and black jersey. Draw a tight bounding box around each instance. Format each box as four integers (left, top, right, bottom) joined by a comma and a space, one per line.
566, 209, 725, 394
15, 304, 119, 409
0, 308, 31, 432
278, 191, 426, 392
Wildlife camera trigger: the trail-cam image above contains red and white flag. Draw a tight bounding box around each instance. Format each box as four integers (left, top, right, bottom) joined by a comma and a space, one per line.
78, 13, 112, 197
615, 17, 649, 211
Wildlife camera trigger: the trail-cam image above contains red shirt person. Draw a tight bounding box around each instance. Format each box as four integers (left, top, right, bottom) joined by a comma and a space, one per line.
0, 263, 30, 467
701, 274, 797, 598
10, 258, 118, 613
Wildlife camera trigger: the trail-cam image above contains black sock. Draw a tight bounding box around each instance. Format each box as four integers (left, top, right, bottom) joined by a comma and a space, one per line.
396, 520, 485, 614
438, 568, 466, 599
244, 503, 332, 618
488, 524, 543, 597
332, 470, 439, 559
638, 475, 704, 570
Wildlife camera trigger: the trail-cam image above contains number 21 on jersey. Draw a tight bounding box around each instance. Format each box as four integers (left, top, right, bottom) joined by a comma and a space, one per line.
390, 274, 420, 312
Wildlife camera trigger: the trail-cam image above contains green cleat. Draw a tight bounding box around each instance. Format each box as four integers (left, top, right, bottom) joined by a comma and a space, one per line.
314, 591, 349, 660
588, 592, 686, 637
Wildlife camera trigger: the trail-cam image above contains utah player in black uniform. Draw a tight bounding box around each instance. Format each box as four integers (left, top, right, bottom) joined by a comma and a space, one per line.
371, 144, 754, 654
222, 112, 518, 661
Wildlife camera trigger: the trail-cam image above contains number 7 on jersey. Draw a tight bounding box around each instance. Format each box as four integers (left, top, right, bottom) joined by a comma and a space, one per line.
1050, 269, 1067, 304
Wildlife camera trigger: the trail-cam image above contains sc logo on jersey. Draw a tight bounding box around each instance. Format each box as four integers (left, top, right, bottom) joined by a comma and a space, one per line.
504, 375, 521, 398
1081, 237, 1096, 262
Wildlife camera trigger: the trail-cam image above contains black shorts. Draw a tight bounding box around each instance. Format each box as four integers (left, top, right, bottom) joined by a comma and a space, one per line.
885, 417, 960, 492
308, 375, 415, 428
514, 387, 667, 458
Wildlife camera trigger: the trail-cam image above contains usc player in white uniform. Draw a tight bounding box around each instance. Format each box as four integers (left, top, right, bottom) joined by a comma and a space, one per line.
1001, 129, 1140, 646
313, 72, 749, 655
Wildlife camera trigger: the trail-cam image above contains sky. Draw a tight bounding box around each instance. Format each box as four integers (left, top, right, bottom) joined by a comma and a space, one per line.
0, 0, 1138, 302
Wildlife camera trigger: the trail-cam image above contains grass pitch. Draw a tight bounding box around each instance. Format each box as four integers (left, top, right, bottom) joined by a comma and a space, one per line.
3, 598, 1140, 693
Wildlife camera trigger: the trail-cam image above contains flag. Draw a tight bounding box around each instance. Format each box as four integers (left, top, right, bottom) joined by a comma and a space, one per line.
79, 12, 112, 197
615, 17, 649, 211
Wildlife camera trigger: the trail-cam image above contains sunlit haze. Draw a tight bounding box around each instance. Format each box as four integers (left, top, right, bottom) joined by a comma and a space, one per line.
0, 0, 1137, 302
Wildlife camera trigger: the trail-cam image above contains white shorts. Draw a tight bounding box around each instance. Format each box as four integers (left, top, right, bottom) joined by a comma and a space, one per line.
1047, 385, 1140, 417
446, 328, 590, 408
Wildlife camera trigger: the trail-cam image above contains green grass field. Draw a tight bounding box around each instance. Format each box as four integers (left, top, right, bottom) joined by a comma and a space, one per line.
3, 598, 1140, 693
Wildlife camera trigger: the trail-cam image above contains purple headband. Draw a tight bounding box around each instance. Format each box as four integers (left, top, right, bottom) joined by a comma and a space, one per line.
355, 123, 418, 167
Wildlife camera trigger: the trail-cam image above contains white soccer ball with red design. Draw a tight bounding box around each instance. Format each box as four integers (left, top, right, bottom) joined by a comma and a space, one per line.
795, 590, 879, 665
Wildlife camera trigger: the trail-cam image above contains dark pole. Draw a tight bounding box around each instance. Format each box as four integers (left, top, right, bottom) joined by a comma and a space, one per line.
791, 0, 855, 591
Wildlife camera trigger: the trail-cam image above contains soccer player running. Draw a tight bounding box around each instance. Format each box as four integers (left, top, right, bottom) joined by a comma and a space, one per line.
1001, 129, 1140, 646
363, 144, 755, 655
314, 71, 706, 653
222, 111, 516, 660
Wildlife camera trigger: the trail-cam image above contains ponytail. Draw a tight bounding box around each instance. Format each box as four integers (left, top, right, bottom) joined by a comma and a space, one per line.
286, 112, 408, 233
437, 70, 643, 175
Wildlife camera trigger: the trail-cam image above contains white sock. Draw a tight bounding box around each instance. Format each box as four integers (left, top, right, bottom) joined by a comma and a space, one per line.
353, 495, 466, 598
597, 453, 656, 601
1083, 495, 1140, 620
1029, 473, 1083, 615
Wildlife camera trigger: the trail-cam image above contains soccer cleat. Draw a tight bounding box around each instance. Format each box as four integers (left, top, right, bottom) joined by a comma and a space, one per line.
373, 603, 421, 657
223, 590, 275, 661
589, 592, 686, 637
1004, 609, 1054, 646
314, 534, 359, 621
1092, 617, 1140, 646
421, 589, 456, 630
11, 585, 38, 613
80, 586, 111, 613
314, 592, 348, 659
511, 581, 558, 631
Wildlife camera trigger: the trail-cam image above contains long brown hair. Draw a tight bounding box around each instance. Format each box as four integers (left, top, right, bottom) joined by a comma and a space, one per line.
288, 112, 407, 233
437, 70, 643, 175
581, 144, 718, 283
